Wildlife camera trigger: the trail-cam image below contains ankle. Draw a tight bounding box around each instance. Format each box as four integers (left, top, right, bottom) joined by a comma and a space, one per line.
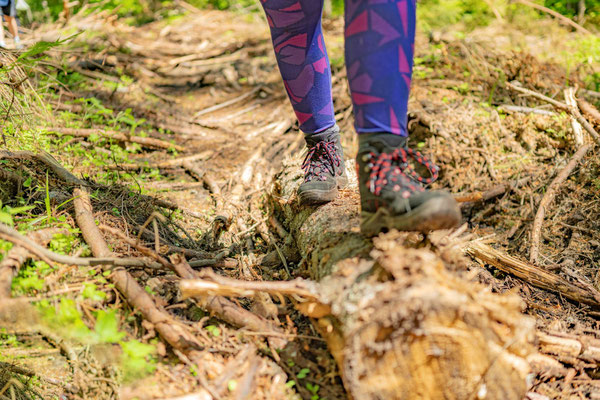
304, 124, 339, 145
358, 132, 407, 152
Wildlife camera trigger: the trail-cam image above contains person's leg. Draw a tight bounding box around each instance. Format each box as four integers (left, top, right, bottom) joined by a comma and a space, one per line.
5, 16, 20, 48
0, 13, 6, 48
261, 0, 334, 134
344, 0, 460, 235
6, 16, 21, 46
261, 0, 347, 205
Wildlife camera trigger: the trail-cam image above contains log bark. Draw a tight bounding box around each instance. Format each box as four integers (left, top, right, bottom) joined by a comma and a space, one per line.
269, 159, 537, 400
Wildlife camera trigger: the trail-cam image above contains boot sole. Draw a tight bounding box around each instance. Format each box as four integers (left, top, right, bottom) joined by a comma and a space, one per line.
360, 194, 461, 237
298, 173, 349, 205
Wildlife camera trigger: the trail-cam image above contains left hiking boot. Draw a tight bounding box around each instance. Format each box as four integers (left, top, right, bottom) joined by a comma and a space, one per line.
357, 133, 461, 236
298, 125, 348, 205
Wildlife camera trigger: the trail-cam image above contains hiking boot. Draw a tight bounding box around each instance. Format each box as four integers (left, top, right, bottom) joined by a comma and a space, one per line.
357, 133, 461, 236
298, 125, 348, 205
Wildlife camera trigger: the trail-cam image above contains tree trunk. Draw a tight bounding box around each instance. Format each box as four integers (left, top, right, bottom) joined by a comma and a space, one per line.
270, 159, 537, 399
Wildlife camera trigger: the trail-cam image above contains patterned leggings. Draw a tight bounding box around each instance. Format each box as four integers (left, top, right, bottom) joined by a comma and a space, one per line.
260, 0, 416, 136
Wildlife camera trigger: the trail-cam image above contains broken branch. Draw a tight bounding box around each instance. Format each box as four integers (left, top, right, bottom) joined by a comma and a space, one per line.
465, 241, 600, 307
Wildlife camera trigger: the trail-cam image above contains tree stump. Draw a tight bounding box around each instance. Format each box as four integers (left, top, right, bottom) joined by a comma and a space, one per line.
270, 158, 537, 399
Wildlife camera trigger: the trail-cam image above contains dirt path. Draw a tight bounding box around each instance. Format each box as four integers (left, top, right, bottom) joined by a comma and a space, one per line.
2, 5, 600, 400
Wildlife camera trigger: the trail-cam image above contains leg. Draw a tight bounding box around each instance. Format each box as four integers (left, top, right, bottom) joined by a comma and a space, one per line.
4, 1, 20, 49
5, 16, 17, 40
344, 0, 415, 136
0, 15, 6, 48
261, 0, 347, 205
345, 0, 461, 235
260, 0, 335, 134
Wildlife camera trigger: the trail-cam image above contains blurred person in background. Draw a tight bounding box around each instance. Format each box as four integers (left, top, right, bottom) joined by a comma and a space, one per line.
0, 0, 22, 49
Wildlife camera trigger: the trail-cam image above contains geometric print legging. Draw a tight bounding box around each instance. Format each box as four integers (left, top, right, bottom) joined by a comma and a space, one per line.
260, 0, 416, 136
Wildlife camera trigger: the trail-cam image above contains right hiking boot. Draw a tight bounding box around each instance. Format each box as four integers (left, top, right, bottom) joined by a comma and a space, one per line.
298, 125, 348, 205
357, 133, 461, 237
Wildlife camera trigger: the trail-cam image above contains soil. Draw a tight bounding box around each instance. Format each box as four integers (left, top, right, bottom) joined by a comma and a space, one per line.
1, 6, 600, 400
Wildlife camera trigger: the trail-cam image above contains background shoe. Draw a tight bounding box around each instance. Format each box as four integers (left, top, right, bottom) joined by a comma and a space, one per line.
357, 133, 461, 236
297, 125, 348, 205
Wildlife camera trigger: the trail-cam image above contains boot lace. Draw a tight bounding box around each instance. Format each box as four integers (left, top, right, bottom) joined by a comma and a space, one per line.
302, 140, 342, 182
365, 147, 439, 197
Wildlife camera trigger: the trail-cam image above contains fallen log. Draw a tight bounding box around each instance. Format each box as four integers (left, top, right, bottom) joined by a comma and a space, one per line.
187, 159, 538, 399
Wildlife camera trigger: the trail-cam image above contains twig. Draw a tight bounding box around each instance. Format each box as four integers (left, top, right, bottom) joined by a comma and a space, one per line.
513, 0, 594, 35
47, 127, 184, 151
464, 241, 600, 307
507, 82, 600, 145
530, 144, 591, 264
0, 224, 164, 270
498, 104, 556, 116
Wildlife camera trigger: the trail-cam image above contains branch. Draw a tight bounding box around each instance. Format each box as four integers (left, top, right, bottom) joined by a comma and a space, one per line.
513, 0, 594, 36
530, 144, 591, 264
0, 223, 164, 270
464, 241, 600, 307
507, 82, 600, 146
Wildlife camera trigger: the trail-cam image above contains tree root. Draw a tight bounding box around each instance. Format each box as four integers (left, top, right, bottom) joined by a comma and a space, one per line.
47, 127, 185, 152
0, 228, 59, 298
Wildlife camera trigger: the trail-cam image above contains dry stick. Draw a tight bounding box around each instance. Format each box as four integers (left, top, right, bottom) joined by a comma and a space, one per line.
0, 228, 58, 298
0, 223, 164, 270
465, 242, 600, 308
507, 82, 600, 146
565, 88, 585, 147
529, 144, 592, 264
513, 0, 594, 35
498, 104, 555, 116
577, 97, 600, 125
47, 127, 185, 152
72, 187, 206, 357
180, 275, 322, 303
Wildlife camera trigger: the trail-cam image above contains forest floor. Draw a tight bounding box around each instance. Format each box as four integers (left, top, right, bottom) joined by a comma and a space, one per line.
1, 4, 600, 400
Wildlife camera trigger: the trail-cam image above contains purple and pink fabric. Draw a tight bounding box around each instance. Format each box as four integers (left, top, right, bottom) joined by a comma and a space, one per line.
260, 0, 416, 137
